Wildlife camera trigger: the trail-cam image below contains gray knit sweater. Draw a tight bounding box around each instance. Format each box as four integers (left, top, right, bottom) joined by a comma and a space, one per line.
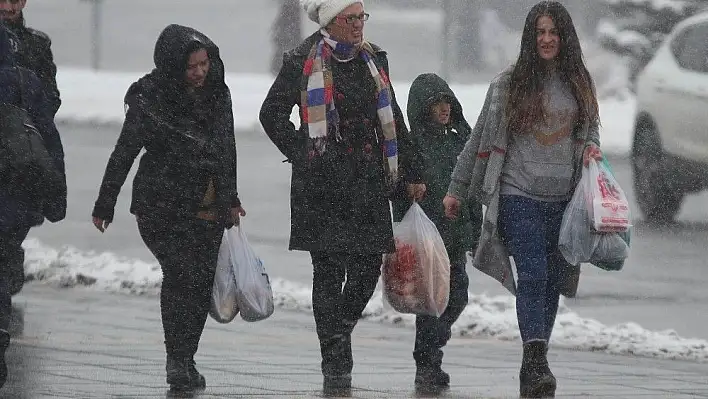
445, 67, 600, 296
500, 71, 579, 201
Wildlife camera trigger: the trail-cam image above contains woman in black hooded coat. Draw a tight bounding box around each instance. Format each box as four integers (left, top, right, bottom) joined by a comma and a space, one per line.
91, 24, 245, 392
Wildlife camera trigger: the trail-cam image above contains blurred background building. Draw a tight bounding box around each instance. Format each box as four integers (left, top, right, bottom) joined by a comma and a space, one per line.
24, 0, 708, 96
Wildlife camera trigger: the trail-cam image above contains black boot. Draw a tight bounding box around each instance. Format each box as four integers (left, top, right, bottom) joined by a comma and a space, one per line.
187, 356, 206, 390
321, 333, 352, 397
414, 346, 449, 393
323, 374, 352, 397
0, 329, 9, 388
414, 367, 450, 394
414, 357, 450, 393
166, 356, 191, 392
519, 341, 556, 398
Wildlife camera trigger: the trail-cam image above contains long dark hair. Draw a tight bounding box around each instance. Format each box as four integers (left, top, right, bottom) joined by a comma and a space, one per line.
506, 1, 599, 133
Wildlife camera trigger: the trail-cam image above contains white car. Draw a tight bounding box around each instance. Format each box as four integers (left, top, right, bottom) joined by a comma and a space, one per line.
633, 11, 708, 222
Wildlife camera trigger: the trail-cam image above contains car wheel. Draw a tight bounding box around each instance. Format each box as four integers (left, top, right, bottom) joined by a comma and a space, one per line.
631, 118, 684, 223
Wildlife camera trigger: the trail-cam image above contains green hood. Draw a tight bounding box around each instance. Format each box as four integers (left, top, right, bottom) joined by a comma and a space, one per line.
406, 73, 470, 134
393, 73, 480, 257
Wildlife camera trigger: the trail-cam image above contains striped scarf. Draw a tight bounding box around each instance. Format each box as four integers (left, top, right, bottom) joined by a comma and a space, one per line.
301, 29, 398, 186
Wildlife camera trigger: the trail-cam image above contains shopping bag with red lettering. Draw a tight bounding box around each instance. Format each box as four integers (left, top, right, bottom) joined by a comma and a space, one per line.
586, 158, 631, 232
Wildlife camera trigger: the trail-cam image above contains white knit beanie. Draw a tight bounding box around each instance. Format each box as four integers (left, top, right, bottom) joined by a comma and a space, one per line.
301, 0, 365, 27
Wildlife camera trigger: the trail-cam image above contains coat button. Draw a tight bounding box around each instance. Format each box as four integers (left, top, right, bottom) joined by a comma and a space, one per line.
364, 143, 372, 153
337, 93, 345, 101
347, 147, 354, 154
363, 118, 371, 126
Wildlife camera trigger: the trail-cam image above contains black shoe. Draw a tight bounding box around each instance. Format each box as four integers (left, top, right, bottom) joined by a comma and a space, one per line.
166, 356, 191, 392
519, 341, 556, 398
186, 357, 206, 390
0, 329, 9, 388
415, 367, 450, 394
323, 374, 351, 397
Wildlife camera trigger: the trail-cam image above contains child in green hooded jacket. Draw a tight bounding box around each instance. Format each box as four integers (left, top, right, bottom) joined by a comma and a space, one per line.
393, 73, 482, 392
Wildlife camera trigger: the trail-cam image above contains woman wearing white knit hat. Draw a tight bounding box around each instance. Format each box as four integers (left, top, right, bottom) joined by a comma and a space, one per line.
260, 0, 424, 396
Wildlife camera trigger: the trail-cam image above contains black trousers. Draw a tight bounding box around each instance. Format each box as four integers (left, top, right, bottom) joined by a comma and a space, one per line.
413, 247, 470, 369
310, 252, 382, 377
138, 215, 222, 358
0, 225, 30, 332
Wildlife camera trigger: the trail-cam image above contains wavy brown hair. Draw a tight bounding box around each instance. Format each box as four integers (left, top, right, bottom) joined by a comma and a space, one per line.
506, 1, 599, 133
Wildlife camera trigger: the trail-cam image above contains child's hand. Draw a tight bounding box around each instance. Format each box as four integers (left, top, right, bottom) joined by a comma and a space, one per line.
406, 184, 427, 201
443, 195, 460, 219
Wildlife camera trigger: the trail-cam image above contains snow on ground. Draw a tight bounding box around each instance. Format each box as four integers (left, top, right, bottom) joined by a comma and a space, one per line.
55, 68, 636, 153
22, 238, 708, 362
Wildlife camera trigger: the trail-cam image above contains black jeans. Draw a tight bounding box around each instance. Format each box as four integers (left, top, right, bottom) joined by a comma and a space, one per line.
138, 215, 223, 358
310, 252, 382, 377
413, 248, 469, 369
0, 225, 30, 331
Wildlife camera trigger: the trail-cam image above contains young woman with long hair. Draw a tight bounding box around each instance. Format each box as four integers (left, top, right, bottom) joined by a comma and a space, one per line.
444, 2, 602, 397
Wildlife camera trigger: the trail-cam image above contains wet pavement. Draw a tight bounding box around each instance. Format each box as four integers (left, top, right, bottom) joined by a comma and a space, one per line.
4, 284, 708, 398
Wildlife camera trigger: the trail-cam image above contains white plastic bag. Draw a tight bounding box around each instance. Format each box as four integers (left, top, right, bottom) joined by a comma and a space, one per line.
209, 231, 240, 323
382, 203, 450, 316
560, 164, 631, 269
227, 225, 274, 322
587, 158, 631, 232
559, 175, 596, 265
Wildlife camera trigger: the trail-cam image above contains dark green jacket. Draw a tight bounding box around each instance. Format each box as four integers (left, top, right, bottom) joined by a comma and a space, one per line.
393, 73, 482, 261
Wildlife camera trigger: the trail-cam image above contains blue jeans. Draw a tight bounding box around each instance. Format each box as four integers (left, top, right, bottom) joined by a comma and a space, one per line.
498, 195, 567, 343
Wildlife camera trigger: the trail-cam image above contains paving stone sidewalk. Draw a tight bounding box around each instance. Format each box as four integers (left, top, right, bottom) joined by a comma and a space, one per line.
3, 285, 707, 398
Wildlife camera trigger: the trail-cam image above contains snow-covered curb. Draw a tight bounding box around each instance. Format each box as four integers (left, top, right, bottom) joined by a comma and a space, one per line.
23, 238, 707, 362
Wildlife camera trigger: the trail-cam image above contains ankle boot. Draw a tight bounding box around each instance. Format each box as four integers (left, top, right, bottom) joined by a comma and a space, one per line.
320, 333, 353, 377
519, 341, 556, 398
187, 356, 206, 389
320, 333, 353, 397
414, 366, 450, 393
322, 374, 352, 397
414, 351, 449, 392
166, 356, 191, 391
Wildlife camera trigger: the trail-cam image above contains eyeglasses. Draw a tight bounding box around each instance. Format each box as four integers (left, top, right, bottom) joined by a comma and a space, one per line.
336, 13, 370, 25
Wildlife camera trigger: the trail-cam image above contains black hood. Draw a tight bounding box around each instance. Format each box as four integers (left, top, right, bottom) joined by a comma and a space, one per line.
152, 24, 225, 88
122, 24, 232, 147
125, 24, 229, 115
